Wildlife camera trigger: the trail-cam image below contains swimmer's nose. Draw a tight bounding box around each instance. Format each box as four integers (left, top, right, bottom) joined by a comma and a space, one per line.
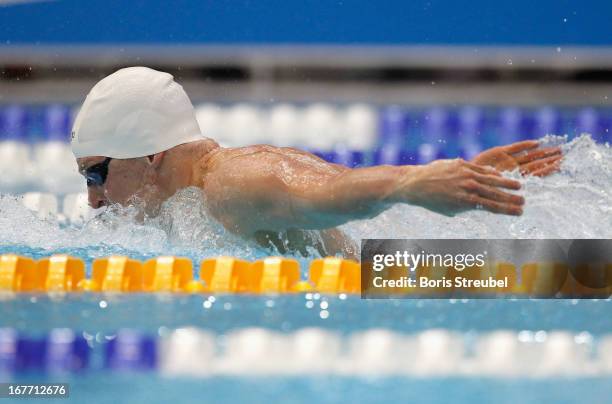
88, 189, 108, 209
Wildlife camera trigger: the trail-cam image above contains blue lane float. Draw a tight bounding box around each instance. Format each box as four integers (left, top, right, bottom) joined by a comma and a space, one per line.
1, 104, 611, 165
104, 330, 157, 372
0, 328, 89, 374
2, 327, 612, 377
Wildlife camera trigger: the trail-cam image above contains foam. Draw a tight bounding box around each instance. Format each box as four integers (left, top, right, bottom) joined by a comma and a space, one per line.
342, 135, 612, 240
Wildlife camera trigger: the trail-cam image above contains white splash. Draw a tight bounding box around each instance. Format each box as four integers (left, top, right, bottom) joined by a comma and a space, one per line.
342, 135, 612, 239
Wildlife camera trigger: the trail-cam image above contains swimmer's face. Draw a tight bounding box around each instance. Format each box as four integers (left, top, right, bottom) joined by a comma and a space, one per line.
77, 156, 153, 209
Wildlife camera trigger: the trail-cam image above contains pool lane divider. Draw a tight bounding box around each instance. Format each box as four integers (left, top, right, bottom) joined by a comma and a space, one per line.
3, 327, 612, 377
1, 254, 611, 296
0, 254, 360, 294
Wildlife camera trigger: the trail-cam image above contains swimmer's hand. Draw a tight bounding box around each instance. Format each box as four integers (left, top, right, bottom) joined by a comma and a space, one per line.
472, 140, 562, 177
394, 159, 524, 216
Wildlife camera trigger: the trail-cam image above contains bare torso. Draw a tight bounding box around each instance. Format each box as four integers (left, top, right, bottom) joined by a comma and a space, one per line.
193, 143, 359, 259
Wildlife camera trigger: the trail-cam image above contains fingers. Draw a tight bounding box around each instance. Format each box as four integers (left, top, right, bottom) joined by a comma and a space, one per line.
530, 158, 562, 177
503, 140, 540, 154
515, 146, 562, 164
520, 155, 563, 175
474, 183, 525, 206
462, 193, 523, 216
459, 171, 525, 215
473, 173, 522, 190
462, 160, 521, 189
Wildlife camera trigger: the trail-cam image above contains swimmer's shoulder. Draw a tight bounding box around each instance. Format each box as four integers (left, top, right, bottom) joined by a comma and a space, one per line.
197, 143, 348, 186
201, 144, 309, 167
194, 144, 274, 187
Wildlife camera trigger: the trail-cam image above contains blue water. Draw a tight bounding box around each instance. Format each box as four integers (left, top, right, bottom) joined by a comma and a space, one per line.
3, 296, 612, 335
3, 297, 612, 403
9, 374, 612, 404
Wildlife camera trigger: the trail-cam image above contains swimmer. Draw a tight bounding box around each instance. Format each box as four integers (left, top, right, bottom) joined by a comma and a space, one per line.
71, 67, 563, 258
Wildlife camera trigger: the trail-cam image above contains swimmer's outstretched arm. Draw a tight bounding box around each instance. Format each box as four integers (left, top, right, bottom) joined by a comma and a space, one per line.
201, 146, 525, 234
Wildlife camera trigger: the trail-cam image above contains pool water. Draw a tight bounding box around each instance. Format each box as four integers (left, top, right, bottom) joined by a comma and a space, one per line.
14, 374, 612, 404
4, 295, 612, 334
3, 297, 612, 403
0, 134, 611, 403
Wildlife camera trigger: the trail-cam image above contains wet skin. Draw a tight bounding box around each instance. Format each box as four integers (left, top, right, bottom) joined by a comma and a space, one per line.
77, 139, 562, 259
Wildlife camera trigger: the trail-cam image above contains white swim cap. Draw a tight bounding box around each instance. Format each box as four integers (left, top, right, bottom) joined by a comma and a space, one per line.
71, 66, 204, 159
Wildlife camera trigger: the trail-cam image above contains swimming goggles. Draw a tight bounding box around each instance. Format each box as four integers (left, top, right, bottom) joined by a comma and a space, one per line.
84, 157, 112, 187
